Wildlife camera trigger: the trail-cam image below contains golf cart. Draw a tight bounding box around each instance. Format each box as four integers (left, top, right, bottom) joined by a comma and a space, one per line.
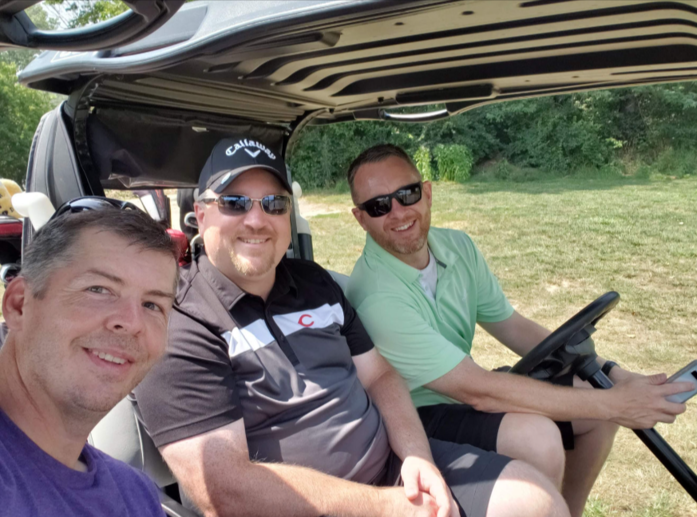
3, 0, 697, 514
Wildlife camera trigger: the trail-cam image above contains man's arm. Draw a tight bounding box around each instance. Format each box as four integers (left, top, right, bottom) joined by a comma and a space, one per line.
479, 310, 648, 384
353, 349, 457, 517
424, 355, 690, 428
353, 349, 433, 462
160, 419, 439, 517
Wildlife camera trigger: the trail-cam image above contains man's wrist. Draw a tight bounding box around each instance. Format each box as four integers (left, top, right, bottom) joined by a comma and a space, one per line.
601, 360, 619, 378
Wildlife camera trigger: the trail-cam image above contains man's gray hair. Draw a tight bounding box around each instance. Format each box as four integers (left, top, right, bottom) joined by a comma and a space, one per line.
346, 144, 421, 202
21, 207, 180, 299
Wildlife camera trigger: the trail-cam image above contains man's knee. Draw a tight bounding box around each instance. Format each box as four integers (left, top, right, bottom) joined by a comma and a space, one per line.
487, 460, 570, 517
498, 413, 565, 484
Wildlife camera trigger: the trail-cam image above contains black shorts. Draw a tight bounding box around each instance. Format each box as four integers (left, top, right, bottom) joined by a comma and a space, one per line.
377, 438, 512, 517
418, 369, 575, 451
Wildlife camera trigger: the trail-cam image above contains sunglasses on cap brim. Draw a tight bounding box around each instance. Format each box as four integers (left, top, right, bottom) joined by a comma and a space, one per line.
356, 182, 423, 218
49, 196, 140, 222
200, 194, 292, 216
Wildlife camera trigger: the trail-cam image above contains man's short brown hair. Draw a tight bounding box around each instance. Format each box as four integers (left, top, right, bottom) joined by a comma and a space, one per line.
346, 144, 420, 202
21, 207, 179, 298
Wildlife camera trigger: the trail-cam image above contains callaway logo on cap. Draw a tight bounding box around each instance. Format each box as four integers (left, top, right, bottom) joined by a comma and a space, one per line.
198, 136, 291, 197
225, 139, 277, 161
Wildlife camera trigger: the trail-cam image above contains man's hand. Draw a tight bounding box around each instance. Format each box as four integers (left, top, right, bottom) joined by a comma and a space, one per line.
607, 373, 692, 429
607, 365, 644, 385
380, 486, 439, 517
400, 456, 459, 517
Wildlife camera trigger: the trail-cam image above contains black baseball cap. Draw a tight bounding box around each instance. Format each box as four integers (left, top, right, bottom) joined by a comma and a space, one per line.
197, 137, 292, 198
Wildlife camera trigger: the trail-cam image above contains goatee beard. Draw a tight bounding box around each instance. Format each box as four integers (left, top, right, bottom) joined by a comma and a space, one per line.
230, 250, 276, 277
381, 210, 431, 257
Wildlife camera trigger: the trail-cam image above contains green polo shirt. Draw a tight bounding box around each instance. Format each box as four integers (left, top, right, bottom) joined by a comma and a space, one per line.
346, 227, 514, 408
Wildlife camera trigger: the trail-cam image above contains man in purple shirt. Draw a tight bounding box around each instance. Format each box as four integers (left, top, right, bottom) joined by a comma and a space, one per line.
0, 199, 179, 517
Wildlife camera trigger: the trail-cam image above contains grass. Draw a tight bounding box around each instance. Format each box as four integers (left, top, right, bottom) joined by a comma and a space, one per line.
301, 176, 697, 517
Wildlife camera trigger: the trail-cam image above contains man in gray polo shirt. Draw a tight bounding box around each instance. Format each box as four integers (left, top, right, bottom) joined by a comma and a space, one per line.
135, 136, 570, 517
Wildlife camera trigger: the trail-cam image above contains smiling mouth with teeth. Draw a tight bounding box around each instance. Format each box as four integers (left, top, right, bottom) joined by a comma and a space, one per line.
241, 238, 267, 244
91, 350, 127, 365
394, 221, 415, 232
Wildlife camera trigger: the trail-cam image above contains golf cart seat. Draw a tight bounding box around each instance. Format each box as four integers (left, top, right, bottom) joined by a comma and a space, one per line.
89, 397, 199, 517
328, 270, 349, 292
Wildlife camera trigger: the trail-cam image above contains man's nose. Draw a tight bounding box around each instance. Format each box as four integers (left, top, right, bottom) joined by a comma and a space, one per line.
243, 200, 269, 229
106, 298, 144, 335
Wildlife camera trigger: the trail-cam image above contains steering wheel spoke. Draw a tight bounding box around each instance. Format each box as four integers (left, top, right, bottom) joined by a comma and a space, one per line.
509, 292, 620, 380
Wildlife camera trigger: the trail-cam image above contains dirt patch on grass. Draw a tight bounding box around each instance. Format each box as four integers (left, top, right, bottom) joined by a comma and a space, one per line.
298, 199, 344, 217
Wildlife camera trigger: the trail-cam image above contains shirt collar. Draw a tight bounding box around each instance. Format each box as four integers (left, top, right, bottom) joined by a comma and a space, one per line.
364, 229, 458, 282
268, 258, 298, 302
197, 253, 245, 310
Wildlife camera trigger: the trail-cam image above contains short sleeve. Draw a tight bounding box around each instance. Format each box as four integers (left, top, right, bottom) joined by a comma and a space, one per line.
134, 310, 243, 448
356, 294, 467, 391
472, 240, 514, 323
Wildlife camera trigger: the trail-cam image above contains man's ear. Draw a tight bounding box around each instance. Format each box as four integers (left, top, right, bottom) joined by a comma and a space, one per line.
423, 180, 433, 209
193, 202, 206, 232
351, 207, 369, 232
2, 277, 28, 331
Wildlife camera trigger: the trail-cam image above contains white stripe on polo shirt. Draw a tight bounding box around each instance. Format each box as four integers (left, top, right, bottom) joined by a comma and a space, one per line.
222, 319, 275, 358
273, 303, 344, 337
221, 303, 344, 358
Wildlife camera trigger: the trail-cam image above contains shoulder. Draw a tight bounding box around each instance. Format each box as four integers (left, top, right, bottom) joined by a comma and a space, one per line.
88, 447, 163, 514
284, 258, 346, 297
89, 446, 157, 490
430, 226, 476, 250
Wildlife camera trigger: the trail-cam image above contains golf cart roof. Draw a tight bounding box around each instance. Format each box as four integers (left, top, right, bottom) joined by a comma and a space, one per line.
19, 0, 697, 129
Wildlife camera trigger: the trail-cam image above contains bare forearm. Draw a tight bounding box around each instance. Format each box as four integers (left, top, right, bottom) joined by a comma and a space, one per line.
199, 461, 393, 517
367, 368, 433, 463
436, 369, 612, 421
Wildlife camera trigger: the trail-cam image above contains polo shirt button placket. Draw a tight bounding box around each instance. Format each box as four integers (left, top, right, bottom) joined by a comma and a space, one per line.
265, 306, 300, 366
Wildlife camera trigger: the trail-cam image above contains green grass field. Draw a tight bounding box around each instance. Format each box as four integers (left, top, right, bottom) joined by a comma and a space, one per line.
301, 176, 697, 517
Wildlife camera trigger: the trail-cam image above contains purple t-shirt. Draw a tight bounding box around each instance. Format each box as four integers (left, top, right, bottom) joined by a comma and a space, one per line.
0, 409, 165, 517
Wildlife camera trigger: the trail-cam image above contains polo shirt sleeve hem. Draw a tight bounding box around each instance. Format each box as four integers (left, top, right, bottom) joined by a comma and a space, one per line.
476, 303, 515, 324
405, 349, 469, 392
149, 408, 243, 449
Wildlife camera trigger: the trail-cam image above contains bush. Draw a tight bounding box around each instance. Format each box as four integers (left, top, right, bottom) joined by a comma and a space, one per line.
652, 147, 697, 177
413, 146, 435, 180
433, 144, 473, 182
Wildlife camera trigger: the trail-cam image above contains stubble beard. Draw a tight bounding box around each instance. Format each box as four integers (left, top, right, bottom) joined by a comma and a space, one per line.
32, 332, 145, 415
377, 209, 431, 257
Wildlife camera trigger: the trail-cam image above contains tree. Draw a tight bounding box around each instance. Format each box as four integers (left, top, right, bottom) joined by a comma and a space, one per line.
0, 62, 54, 183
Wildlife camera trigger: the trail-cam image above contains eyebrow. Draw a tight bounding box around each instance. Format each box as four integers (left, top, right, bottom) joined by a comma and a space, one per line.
84, 268, 175, 301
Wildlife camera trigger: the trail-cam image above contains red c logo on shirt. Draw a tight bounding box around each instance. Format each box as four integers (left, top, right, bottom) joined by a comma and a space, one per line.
298, 314, 314, 327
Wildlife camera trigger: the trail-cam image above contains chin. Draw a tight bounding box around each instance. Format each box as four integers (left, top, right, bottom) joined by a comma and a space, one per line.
70, 388, 128, 414
232, 254, 275, 277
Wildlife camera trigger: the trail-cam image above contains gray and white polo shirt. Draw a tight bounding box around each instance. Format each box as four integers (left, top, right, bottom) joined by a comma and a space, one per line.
135, 255, 391, 484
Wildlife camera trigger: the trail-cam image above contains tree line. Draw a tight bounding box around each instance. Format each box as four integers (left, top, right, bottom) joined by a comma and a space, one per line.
3, 2, 697, 188
288, 84, 697, 189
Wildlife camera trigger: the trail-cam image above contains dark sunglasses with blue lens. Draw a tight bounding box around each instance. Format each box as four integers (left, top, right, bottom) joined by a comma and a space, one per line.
200, 194, 292, 216
356, 182, 422, 218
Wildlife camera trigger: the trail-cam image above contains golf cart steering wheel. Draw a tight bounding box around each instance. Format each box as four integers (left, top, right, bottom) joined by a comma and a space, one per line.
509, 292, 620, 381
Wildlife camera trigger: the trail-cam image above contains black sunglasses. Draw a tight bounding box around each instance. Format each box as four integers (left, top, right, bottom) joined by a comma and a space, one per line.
201, 195, 291, 216
50, 196, 140, 222
356, 182, 423, 218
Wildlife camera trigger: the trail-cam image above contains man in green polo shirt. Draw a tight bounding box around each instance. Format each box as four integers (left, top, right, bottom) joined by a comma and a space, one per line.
345, 144, 689, 517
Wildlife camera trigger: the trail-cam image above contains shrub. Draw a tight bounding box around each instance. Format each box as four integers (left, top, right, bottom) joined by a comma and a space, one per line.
433, 144, 474, 182
413, 146, 435, 180
652, 147, 697, 178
